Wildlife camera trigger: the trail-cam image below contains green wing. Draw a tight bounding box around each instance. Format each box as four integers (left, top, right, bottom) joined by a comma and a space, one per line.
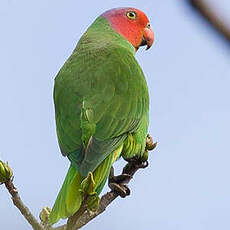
54, 37, 149, 177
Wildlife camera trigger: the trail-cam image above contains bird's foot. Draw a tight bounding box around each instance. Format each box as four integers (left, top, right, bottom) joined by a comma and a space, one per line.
124, 134, 156, 168
124, 156, 149, 171
108, 167, 132, 198
109, 183, 130, 198
124, 134, 156, 169
108, 134, 156, 198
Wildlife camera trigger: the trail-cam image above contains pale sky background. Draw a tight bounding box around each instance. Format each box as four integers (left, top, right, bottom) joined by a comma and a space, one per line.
1, 0, 230, 229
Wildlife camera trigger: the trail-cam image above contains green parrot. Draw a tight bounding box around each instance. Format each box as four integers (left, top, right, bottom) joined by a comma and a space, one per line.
49, 7, 154, 224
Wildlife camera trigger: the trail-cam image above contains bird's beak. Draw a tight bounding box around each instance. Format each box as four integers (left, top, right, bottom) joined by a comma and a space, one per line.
140, 26, 154, 50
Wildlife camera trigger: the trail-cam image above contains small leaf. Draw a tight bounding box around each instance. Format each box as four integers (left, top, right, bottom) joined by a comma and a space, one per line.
0, 160, 13, 183
86, 194, 100, 212
39, 207, 51, 224
146, 134, 157, 151
80, 172, 96, 196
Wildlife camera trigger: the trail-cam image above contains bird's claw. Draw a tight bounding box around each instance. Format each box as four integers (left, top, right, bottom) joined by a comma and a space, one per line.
136, 160, 149, 169
109, 173, 132, 184
109, 182, 130, 198
108, 134, 156, 197
125, 156, 149, 168
109, 167, 131, 198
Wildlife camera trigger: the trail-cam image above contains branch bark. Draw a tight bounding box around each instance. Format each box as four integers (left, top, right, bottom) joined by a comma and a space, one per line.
2, 159, 150, 230
4, 180, 45, 230
3, 158, 151, 230
189, 0, 230, 42
2, 135, 156, 230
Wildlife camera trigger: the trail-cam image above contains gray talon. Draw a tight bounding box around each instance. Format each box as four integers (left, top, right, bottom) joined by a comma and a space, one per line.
109, 182, 130, 198
110, 174, 132, 184
108, 167, 131, 198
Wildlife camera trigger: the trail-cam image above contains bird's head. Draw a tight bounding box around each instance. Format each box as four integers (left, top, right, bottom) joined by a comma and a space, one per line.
102, 7, 154, 51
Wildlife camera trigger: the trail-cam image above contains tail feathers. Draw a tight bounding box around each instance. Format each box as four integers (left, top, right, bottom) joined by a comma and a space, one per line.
49, 165, 82, 225
49, 144, 124, 225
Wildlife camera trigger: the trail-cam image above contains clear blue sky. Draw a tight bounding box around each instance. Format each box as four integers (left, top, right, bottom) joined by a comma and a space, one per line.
1, 0, 230, 229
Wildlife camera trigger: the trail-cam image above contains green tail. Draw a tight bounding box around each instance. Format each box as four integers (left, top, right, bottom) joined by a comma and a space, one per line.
49, 165, 83, 225
49, 144, 123, 225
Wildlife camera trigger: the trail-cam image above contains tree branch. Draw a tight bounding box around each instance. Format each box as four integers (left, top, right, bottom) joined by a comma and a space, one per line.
4, 180, 45, 230
55, 145, 156, 230
189, 0, 230, 42
2, 135, 156, 230
2, 159, 149, 230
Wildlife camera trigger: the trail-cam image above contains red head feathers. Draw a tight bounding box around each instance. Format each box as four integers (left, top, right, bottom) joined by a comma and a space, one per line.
102, 7, 154, 51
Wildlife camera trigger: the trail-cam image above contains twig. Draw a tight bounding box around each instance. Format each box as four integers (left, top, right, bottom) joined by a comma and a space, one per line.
4, 180, 45, 230
66, 199, 87, 230
73, 191, 118, 229
189, 0, 230, 42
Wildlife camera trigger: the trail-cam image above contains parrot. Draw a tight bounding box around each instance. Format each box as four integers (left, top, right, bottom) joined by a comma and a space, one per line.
49, 7, 154, 225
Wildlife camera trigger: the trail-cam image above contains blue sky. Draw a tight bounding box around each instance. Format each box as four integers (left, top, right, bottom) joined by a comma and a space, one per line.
1, 0, 230, 229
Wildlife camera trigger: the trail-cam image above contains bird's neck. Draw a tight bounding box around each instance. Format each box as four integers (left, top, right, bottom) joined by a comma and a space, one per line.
79, 16, 136, 55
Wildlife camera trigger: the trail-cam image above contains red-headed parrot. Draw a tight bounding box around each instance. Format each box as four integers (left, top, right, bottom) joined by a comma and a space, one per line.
49, 7, 154, 224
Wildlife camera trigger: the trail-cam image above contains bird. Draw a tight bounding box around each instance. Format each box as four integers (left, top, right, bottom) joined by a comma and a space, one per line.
49, 7, 154, 224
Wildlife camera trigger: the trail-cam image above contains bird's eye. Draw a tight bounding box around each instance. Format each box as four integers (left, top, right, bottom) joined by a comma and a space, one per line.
146, 23, 151, 28
126, 11, 137, 20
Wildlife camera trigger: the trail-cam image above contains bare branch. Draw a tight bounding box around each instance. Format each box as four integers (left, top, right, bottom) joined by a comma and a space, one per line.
189, 0, 230, 42
66, 199, 88, 230
4, 180, 45, 230
1, 156, 153, 230
2, 135, 156, 230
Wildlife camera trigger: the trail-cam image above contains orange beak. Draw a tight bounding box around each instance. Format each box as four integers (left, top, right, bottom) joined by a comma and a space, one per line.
143, 26, 154, 50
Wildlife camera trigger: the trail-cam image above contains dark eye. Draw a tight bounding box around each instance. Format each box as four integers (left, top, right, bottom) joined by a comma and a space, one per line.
146, 23, 151, 28
126, 11, 137, 20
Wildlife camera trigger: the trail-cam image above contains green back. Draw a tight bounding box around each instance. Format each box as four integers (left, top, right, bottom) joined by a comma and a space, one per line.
54, 16, 149, 177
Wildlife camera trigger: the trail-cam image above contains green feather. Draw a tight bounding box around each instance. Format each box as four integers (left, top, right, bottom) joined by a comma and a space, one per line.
50, 15, 149, 224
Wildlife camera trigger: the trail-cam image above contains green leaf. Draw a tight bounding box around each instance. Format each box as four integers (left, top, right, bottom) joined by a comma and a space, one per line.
0, 161, 13, 183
